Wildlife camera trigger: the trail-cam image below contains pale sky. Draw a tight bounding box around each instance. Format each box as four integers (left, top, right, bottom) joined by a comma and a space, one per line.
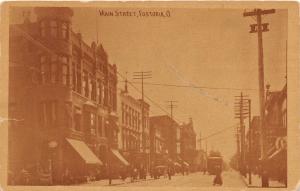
10, 7, 287, 161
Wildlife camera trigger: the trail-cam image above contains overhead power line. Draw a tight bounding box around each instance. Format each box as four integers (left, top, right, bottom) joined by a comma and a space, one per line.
119, 80, 257, 91
199, 124, 237, 141
117, 71, 183, 124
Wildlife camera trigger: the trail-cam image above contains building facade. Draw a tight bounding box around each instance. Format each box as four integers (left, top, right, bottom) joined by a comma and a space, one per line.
264, 84, 287, 185
118, 82, 150, 169
180, 118, 197, 169
149, 115, 179, 166
149, 116, 167, 166
8, 7, 127, 185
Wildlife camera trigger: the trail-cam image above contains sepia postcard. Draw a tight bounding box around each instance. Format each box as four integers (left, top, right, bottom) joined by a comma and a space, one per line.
0, 1, 299, 191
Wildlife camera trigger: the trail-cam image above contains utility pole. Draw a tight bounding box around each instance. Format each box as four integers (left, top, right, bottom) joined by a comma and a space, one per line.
133, 71, 152, 168
234, 93, 249, 176
199, 131, 202, 150
166, 100, 177, 159
248, 99, 252, 185
244, 8, 275, 187
166, 100, 177, 119
236, 125, 241, 171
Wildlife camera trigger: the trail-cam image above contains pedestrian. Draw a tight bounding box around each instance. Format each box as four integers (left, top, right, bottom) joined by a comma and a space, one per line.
130, 166, 134, 182
167, 166, 172, 180
203, 166, 207, 175
213, 165, 222, 186
261, 169, 269, 187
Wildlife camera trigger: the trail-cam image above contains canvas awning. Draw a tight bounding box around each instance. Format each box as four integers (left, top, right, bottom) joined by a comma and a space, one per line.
66, 138, 103, 165
111, 149, 130, 166
183, 161, 190, 166
268, 149, 284, 160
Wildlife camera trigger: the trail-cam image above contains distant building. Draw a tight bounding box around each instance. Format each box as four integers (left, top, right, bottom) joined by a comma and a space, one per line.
180, 118, 197, 169
118, 81, 150, 168
138, 98, 151, 170
149, 115, 178, 165
8, 7, 126, 185
246, 116, 261, 172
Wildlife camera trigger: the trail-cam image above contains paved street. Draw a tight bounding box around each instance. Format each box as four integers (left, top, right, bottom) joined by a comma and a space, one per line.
84, 170, 246, 187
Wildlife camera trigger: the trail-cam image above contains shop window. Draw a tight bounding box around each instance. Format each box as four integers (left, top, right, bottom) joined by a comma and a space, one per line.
74, 108, 81, 131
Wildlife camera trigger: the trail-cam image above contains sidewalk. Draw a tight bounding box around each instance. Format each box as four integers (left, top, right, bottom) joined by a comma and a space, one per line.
83, 173, 185, 186
241, 173, 286, 188
83, 175, 156, 186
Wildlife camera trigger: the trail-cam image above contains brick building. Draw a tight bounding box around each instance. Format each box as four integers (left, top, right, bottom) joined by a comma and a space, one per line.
180, 118, 197, 169
245, 84, 287, 185
149, 115, 178, 166
8, 7, 126, 185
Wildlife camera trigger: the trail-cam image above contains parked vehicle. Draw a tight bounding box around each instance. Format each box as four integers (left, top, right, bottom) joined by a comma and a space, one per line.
207, 156, 223, 175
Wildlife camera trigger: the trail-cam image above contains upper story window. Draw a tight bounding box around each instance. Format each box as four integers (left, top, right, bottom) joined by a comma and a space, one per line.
62, 64, 69, 86
83, 71, 89, 97
40, 100, 58, 127
91, 79, 96, 101
40, 20, 47, 37
90, 113, 96, 136
98, 116, 103, 137
74, 108, 82, 131
50, 20, 58, 38
72, 62, 76, 91
50, 62, 58, 84
40, 55, 48, 84
50, 55, 58, 84
61, 22, 69, 40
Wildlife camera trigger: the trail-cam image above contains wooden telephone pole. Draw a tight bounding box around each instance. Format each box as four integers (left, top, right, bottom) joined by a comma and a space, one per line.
133, 71, 152, 153
234, 93, 249, 176
243, 9, 275, 187
248, 99, 252, 185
